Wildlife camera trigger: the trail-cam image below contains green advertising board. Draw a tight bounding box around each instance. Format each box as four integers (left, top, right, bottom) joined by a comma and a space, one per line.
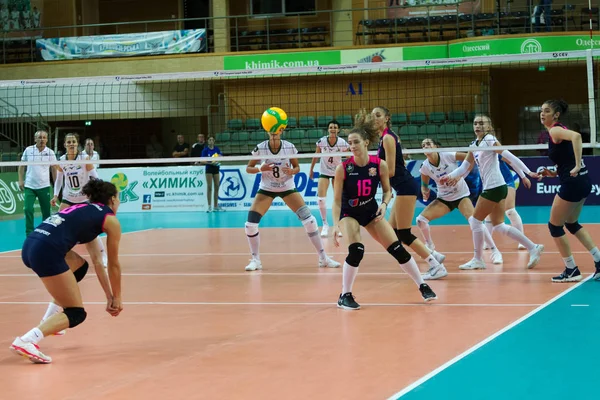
449, 35, 599, 58
0, 172, 46, 220
223, 50, 341, 70
339, 44, 446, 65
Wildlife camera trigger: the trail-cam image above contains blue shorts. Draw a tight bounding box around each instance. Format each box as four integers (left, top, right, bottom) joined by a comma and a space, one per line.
341, 199, 379, 227
22, 238, 69, 278
558, 174, 592, 203
391, 176, 419, 197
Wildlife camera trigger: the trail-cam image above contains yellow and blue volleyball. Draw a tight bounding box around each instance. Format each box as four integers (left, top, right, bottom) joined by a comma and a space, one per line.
110, 173, 128, 191
261, 107, 288, 135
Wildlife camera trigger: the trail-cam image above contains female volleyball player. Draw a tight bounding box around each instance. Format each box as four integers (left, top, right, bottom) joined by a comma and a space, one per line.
201, 136, 223, 212
538, 99, 600, 282
368, 107, 446, 274
10, 178, 123, 364
442, 114, 544, 270
417, 138, 503, 277
332, 114, 436, 310
244, 128, 340, 271
308, 120, 350, 237
46, 133, 111, 335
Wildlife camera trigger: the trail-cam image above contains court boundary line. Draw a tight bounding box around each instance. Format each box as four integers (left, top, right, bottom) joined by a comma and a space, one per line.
386, 275, 593, 400
0, 301, 542, 307
0, 272, 570, 276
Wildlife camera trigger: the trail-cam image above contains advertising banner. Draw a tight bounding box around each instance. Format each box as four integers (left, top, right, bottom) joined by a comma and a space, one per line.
36, 29, 206, 61
339, 45, 446, 65
223, 50, 341, 71
0, 172, 46, 220
515, 156, 600, 206
448, 35, 597, 58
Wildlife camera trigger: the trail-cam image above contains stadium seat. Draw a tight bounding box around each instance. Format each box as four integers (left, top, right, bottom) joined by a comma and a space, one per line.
448, 111, 467, 122
249, 131, 264, 142
299, 116, 315, 128
336, 115, 353, 128
219, 132, 231, 142
438, 124, 459, 142
307, 129, 324, 140
428, 112, 446, 124
409, 112, 427, 125
246, 118, 261, 130
317, 116, 333, 128
392, 113, 408, 125
287, 129, 306, 141
399, 125, 419, 137
418, 125, 439, 137
227, 119, 243, 130
287, 117, 297, 128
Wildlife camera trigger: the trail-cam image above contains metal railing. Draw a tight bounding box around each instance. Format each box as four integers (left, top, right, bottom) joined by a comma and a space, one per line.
0, 1, 596, 64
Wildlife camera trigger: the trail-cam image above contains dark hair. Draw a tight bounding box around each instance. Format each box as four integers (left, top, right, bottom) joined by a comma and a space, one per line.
351, 109, 380, 145
544, 99, 569, 118
326, 120, 340, 130
82, 178, 118, 205
373, 106, 392, 129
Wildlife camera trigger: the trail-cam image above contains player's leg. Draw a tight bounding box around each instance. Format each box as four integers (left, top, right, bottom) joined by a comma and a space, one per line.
461, 192, 498, 270
416, 199, 451, 251
337, 217, 362, 310
244, 193, 274, 271
317, 176, 330, 236
205, 172, 214, 211
366, 218, 437, 302
505, 187, 526, 249
284, 191, 340, 268
212, 172, 221, 211
549, 196, 586, 282
564, 200, 600, 280
458, 197, 502, 264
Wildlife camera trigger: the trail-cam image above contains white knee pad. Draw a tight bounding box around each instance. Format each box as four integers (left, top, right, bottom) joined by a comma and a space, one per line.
245, 222, 259, 237
505, 208, 517, 218
302, 215, 319, 235
317, 197, 326, 206
468, 216, 483, 232
416, 214, 429, 228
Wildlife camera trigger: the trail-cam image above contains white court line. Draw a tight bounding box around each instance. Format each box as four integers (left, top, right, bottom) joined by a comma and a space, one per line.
0, 301, 541, 307
386, 275, 593, 400
0, 272, 563, 277
571, 304, 590, 307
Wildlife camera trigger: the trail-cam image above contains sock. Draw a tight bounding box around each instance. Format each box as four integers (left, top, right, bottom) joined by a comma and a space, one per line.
399, 257, 425, 287
41, 302, 62, 321
342, 262, 359, 294
416, 215, 434, 249
468, 216, 485, 261
302, 215, 326, 259
562, 255, 577, 270
245, 222, 261, 261
482, 225, 497, 251
484, 216, 493, 235
505, 208, 524, 233
425, 254, 440, 268
590, 247, 600, 262
21, 327, 44, 344
317, 197, 328, 226
493, 223, 535, 251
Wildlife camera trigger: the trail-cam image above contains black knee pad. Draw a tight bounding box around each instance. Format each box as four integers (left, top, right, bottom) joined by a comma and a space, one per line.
247, 210, 262, 223
73, 261, 89, 283
395, 228, 417, 246
548, 222, 566, 238
565, 221, 583, 235
387, 241, 412, 264
63, 307, 87, 328
345, 243, 365, 267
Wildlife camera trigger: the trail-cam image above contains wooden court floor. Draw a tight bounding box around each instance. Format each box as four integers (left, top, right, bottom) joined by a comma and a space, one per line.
0, 224, 598, 400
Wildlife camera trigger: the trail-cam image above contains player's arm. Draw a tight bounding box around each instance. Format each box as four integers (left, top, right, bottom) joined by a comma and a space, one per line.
549, 125, 584, 175
282, 158, 300, 175
309, 146, 322, 179
85, 240, 112, 300
51, 165, 64, 207
454, 152, 468, 162
104, 215, 123, 316
493, 140, 537, 179
382, 135, 396, 177
378, 160, 392, 211
332, 164, 345, 246
420, 173, 431, 202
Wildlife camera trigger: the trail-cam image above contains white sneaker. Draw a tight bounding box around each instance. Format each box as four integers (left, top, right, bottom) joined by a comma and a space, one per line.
490, 250, 503, 264
10, 337, 52, 364
432, 250, 446, 264
422, 264, 448, 280
245, 259, 263, 271
206, 208, 212, 213
319, 256, 340, 268
518, 243, 527, 250
527, 244, 544, 269
459, 258, 486, 270
483, 244, 490, 250
320, 225, 329, 237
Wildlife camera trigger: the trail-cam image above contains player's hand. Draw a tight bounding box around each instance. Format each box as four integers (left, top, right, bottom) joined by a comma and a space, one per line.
50, 196, 58, 207
421, 186, 430, 202
107, 296, 123, 317
521, 176, 531, 189
260, 163, 274, 172
441, 176, 458, 186
333, 226, 342, 247
527, 171, 540, 180
570, 165, 581, 177
18, 180, 24, 191
375, 203, 387, 222
539, 167, 558, 178
282, 166, 295, 175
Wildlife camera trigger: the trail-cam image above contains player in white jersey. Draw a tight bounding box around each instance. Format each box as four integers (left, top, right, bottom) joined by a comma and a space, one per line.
244, 128, 340, 272
308, 120, 350, 237
416, 139, 502, 280
442, 115, 544, 270
45, 133, 111, 335
82, 138, 100, 169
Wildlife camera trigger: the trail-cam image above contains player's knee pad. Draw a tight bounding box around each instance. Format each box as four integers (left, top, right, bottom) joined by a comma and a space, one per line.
395, 228, 417, 246
247, 210, 262, 224
548, 222, 566, 238
345, 243, 364, 267
468, 216, 484, 232
63, 307, 87, 328
317, 197, 326, 206
296, 205, 312, 221
416, 215, 429, 229
245, 222, 259, 237
73, 260, 89, 283
301, 215, 319, 236
387, 241, 412, 264
505, 208, 517, 218
564, 221, 583, 235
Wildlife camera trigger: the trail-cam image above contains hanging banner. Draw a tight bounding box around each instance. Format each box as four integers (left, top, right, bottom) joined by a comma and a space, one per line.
387, 0, 481, 18
36, 29, 206, 61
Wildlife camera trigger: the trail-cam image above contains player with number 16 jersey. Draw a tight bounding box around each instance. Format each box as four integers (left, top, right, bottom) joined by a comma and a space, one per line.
340, 155, 381, 227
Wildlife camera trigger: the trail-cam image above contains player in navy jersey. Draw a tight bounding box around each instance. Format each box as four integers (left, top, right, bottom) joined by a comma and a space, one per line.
539, 100, 600, 282
368, 107, 447, 276
10, 178, 124, 364
332, 113, 436, 310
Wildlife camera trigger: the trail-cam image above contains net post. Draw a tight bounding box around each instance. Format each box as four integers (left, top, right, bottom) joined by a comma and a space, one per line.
586, 49, 597, 148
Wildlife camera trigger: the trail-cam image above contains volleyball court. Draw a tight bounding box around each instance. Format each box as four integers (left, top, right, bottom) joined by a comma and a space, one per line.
0, 50, 599, 400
